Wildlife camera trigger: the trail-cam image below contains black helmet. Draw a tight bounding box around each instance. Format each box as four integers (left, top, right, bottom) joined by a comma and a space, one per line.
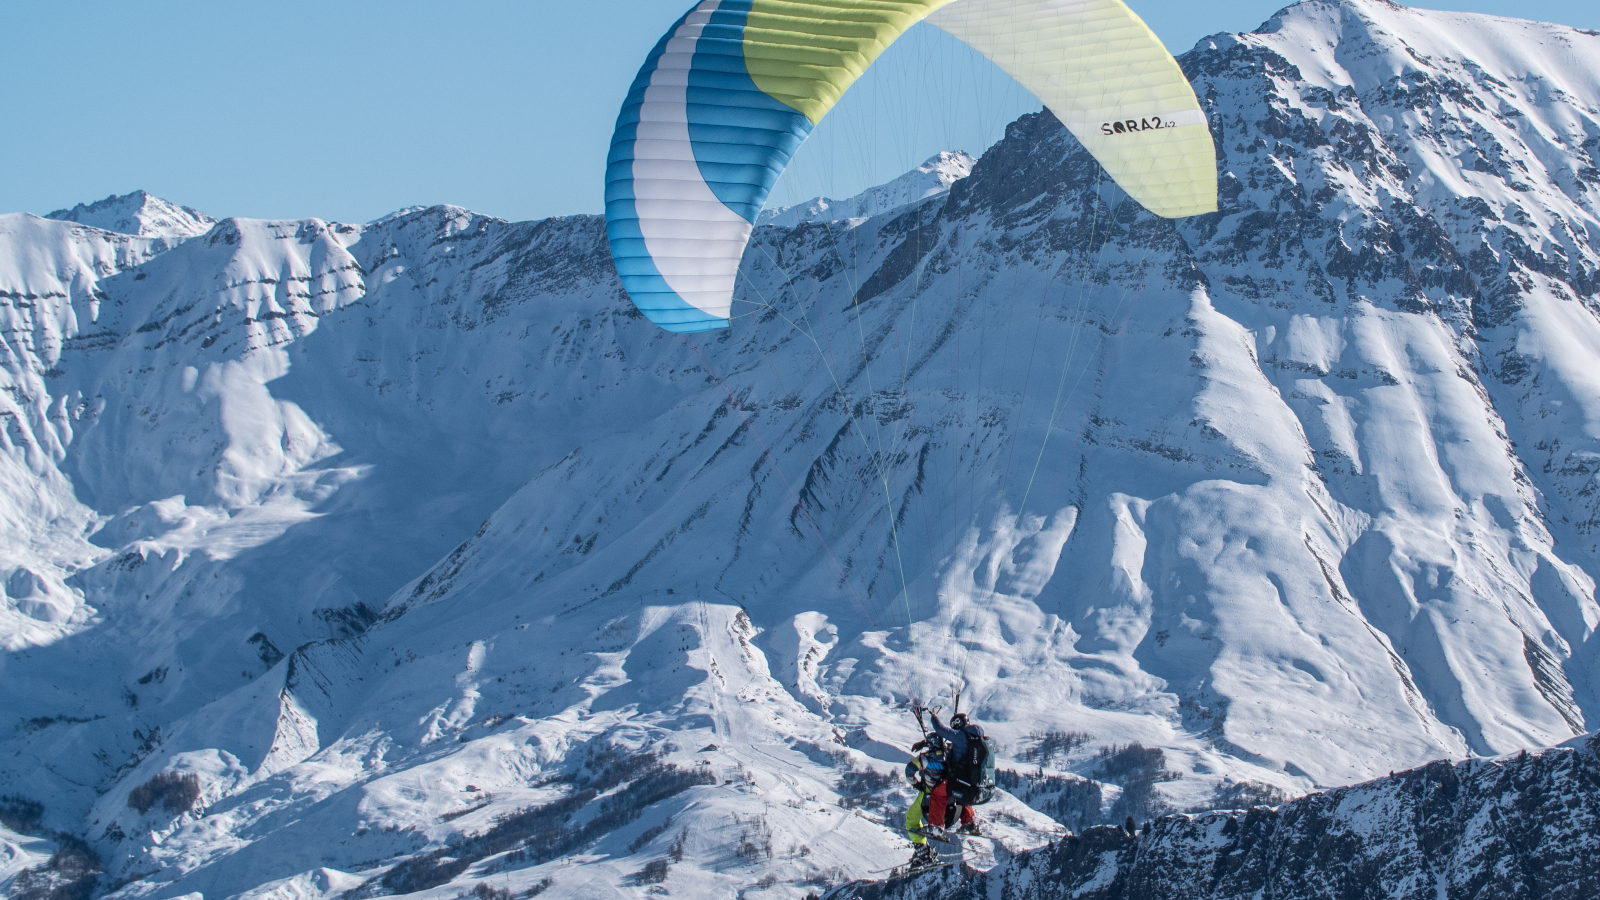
951, 712, 968, 729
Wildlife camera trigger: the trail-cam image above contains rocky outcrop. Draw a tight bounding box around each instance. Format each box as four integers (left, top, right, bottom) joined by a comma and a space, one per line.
840, 735, 1600, 900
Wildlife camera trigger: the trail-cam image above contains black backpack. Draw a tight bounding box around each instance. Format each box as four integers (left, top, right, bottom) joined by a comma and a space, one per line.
947, 725, 997, 805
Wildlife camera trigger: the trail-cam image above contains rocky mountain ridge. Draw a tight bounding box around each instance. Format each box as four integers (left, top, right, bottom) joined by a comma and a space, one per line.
838, 733, 1600, 900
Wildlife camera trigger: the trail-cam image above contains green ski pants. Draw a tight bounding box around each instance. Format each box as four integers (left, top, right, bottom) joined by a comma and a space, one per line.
906, 789, 929, 844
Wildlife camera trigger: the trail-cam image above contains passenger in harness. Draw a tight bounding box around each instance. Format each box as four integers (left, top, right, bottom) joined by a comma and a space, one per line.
902, 736, 946, 869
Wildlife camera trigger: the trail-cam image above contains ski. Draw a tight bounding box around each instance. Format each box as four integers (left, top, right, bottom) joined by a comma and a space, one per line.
905, 827, 993, 844
868, 860, 956, 877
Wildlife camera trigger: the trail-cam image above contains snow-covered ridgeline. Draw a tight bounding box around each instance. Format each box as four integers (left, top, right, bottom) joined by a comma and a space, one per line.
759, 150, 978, 226
0, 1, 1598, 898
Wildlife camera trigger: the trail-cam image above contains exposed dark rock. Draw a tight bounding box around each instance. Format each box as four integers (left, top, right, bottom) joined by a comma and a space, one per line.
833, 735, 1600, 900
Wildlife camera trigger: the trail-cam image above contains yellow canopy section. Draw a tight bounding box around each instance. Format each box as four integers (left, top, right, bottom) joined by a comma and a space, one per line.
740, 0, 1216, 218
926, 0, 1217, 217
744, 1, 958, 125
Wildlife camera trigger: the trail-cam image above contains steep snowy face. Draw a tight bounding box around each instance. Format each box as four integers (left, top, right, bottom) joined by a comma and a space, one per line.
3, 2, 1600, 898
0, 214, 174, 650
1170, 0, 1600, 763
46, 191, 218, 241
760, 150, 978, 226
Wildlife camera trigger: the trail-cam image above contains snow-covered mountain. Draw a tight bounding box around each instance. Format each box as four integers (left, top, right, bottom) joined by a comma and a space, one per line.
46, 191, 218, 241
3, 1, 1600, 897
759, 151, 977, 226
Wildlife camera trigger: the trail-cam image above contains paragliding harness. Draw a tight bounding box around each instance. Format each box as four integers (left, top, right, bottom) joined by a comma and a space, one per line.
943, 698, 997, 806
946, 724, 996, 805
913, 701, 997, 806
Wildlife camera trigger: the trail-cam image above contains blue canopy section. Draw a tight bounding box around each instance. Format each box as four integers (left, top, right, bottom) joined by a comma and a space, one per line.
604, 5, 732, 334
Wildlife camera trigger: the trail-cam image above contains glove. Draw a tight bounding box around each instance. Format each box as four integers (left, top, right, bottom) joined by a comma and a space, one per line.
912, 739, 928, 752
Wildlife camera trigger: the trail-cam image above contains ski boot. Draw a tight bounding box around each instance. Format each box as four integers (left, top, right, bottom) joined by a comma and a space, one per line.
957, 822, 981, 837
908, 842, 938, 870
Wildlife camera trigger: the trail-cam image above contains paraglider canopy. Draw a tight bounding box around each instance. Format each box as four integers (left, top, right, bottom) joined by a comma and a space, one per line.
606, 0, 1217, 333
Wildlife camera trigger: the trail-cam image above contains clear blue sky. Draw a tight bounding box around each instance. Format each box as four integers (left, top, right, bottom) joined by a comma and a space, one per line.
2, 1, 1594, 224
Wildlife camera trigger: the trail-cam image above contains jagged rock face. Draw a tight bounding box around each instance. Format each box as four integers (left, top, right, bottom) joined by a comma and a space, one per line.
1, 1, 1600, 897
842, 734, 1600, 900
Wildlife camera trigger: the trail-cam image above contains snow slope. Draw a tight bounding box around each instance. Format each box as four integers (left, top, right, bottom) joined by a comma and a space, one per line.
2, 1, 1600, 897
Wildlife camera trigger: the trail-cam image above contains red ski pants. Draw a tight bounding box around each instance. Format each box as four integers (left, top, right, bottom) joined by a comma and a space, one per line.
927, 780, 975, 830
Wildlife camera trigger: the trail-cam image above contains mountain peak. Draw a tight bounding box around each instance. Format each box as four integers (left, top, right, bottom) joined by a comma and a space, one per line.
1243, 0, 1600, 92
46, 190, 216, 240
760, 150, 977, 227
